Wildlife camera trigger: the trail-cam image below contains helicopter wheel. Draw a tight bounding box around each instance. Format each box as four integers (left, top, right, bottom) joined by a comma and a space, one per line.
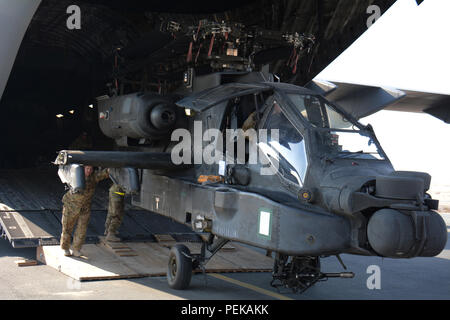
167, 244, 193, 290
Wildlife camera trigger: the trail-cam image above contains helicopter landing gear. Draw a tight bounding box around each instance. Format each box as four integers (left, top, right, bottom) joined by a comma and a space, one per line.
166, 234, 229, 290
270, 254, 354, 293
191, 234, 229, 271
167, 244, 193, 289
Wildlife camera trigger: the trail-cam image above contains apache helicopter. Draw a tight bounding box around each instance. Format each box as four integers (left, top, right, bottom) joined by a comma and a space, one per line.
54, 19, 447, 293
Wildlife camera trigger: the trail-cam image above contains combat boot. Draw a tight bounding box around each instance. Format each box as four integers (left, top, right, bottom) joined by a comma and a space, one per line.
72, 249, 82, 257
105, 232, 121, 242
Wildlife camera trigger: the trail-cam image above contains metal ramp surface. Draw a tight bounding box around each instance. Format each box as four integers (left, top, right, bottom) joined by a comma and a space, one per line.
37, 240, 273, 281
0, 169, 200, 248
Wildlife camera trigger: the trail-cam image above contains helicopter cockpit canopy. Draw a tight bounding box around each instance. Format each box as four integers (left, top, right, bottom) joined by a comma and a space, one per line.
175, 81, 387, 192
259, 101, 308, 187
285, 93, 386, 161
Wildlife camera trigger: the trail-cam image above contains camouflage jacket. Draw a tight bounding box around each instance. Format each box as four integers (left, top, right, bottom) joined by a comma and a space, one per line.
62, 169, 109, 208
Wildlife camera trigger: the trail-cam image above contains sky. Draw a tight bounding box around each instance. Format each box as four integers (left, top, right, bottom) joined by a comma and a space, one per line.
316, 0, 450, 187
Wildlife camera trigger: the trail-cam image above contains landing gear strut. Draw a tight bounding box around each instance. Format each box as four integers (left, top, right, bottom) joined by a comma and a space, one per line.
271, 254, 354, 293
192, 234, 229, 273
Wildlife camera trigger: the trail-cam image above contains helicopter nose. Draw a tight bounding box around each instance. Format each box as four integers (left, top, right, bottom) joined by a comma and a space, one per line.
367, 208, 447, 258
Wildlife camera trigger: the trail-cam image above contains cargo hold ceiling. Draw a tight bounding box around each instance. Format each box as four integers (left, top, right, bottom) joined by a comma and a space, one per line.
4, 0, 396, 103
0, 0, 395, 168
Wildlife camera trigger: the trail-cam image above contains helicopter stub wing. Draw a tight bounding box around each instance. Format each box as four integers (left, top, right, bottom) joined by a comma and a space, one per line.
306, 79, 450, 123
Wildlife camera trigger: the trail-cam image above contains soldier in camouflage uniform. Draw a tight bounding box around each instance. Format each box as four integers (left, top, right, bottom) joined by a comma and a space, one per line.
104, 183, 125, 242
242, 111, 258, 131
60, 165, 109, 257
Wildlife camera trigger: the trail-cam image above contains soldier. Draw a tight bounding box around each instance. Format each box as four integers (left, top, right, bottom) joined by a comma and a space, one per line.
242, 111, 258, 131
60, 165, 109, 257
104, 183, 126, 242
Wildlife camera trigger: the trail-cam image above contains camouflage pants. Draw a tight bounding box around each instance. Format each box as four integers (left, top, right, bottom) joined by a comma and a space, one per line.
60, 205, 91, 251
105, 193, 125, 235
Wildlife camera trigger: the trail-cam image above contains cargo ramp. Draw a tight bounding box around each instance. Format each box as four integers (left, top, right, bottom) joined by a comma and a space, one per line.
0, 168, 202, 248
0, 168, 273, 280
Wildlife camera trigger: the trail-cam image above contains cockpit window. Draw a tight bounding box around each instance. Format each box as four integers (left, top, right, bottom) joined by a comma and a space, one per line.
322, 130, 384, 160
259, 103, 308, 186
287, 94, 385, 160
324, 103, 353, 129
287, 94, 353, 129
287, 94, 326, 128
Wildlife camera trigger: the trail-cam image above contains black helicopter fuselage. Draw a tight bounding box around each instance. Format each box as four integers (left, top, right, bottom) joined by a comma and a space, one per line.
54, 72, 447, 291
56, 74, 447, 259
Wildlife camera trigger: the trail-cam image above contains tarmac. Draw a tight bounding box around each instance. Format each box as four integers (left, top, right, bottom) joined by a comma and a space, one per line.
0, 213, 448, 301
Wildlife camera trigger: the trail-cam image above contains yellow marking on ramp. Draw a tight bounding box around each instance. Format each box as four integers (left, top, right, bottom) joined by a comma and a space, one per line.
209, 273, 293, 300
